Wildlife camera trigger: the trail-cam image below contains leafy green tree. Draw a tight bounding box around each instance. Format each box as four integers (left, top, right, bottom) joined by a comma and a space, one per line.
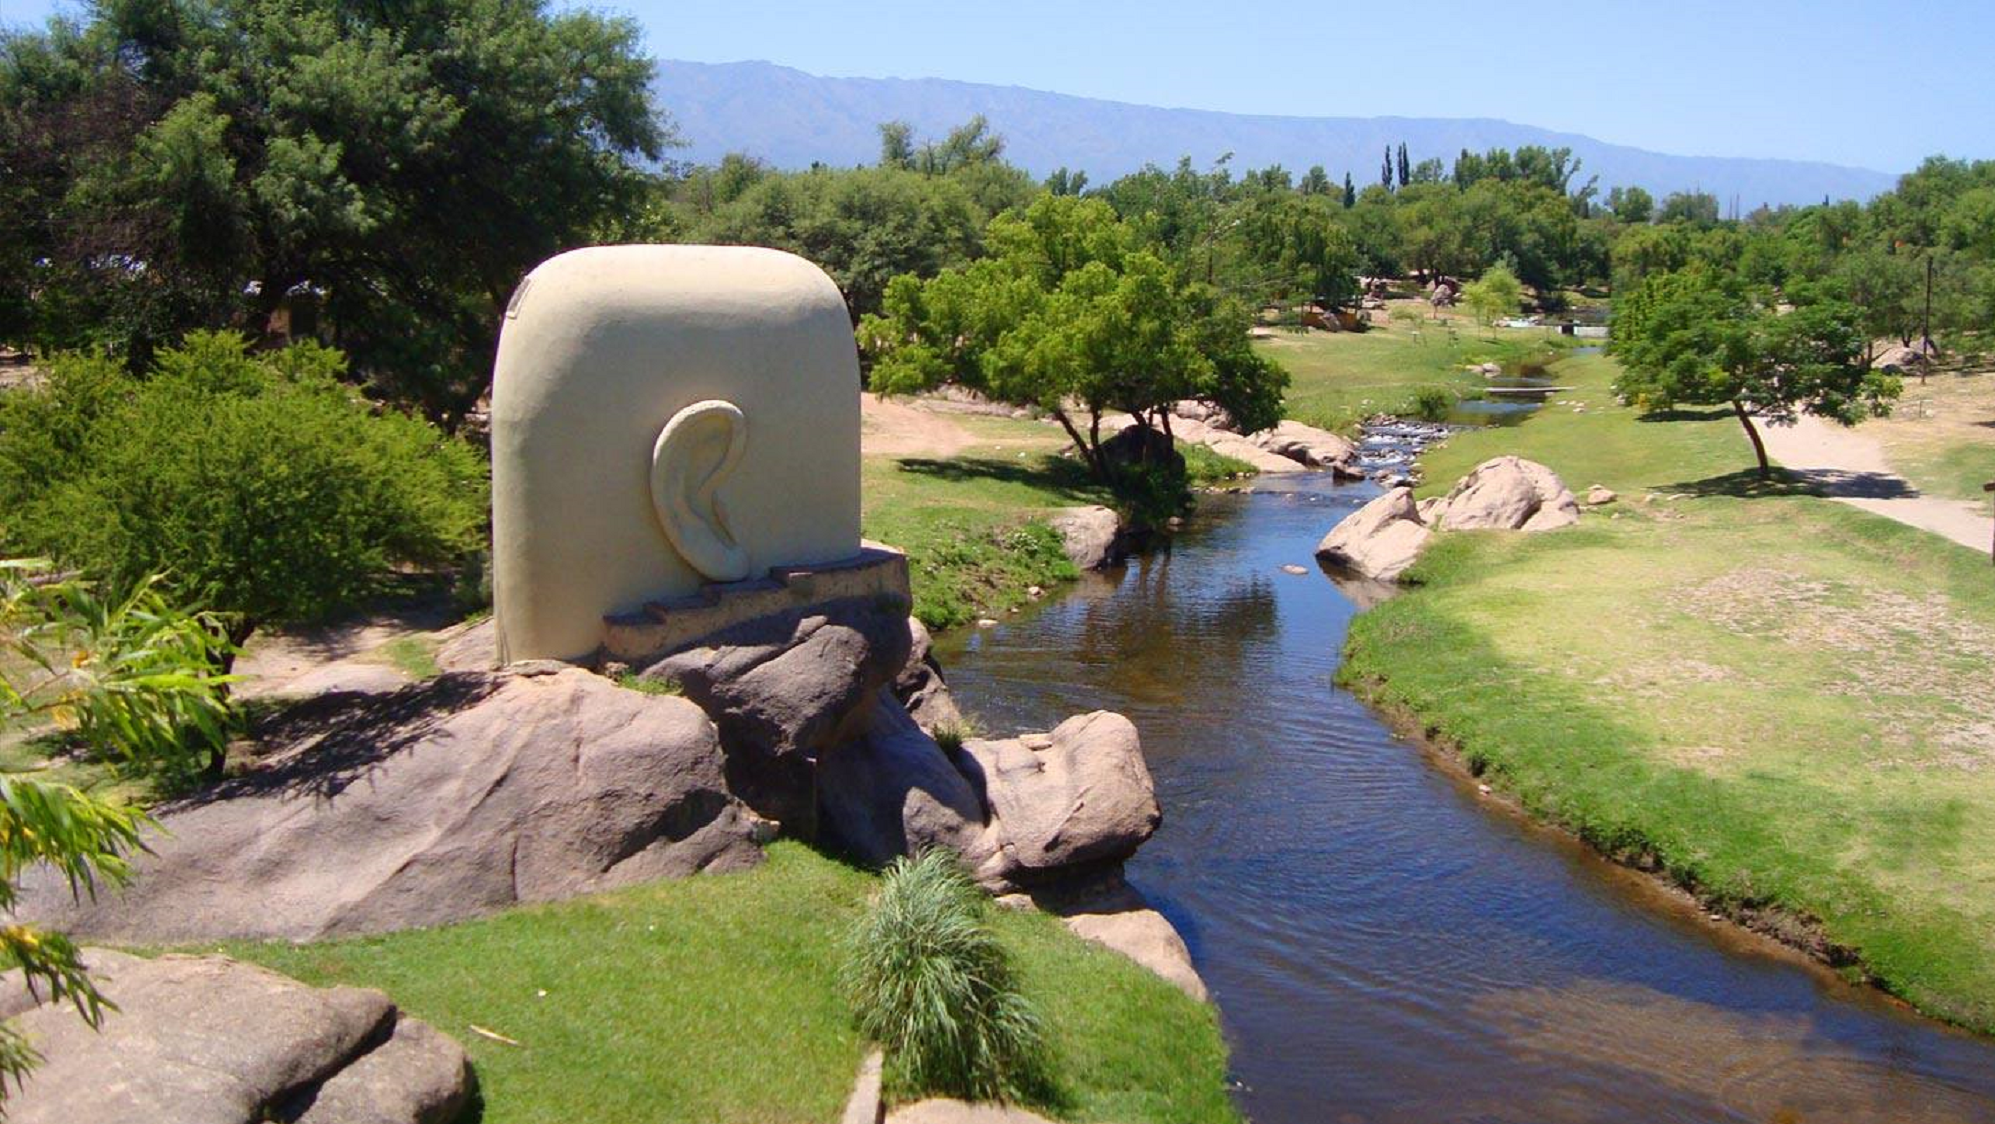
1658, 191, 1723, 228
859, 195, 1285, 481
1342, 172, 1357, 209
0, 333, 486, 647
1461, 263, 1524, 329
1299, 165, 1331, 195
1608, 185, 1656, 224
0, 0, 664, 421
1612, 270, 1899, 475
697, 167, 985, 320
1043, 166, 1089, 196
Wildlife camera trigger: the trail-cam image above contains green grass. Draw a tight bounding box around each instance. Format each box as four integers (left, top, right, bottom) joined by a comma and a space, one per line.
1256, 324, 1576, 431
228, 842, 1236, 1124
1324, 339, 1995, 1032
371, 635, 440, 680
862, 418, 1103, 630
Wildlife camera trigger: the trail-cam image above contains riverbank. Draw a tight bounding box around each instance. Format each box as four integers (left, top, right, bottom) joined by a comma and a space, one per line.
1253, 319, 1577, 431
231, 841, 1236, 1123
1332, 347, 1995, 1032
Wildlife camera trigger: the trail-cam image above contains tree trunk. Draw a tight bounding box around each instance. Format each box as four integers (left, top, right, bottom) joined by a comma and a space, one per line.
1053, 408, 1107, 481
1731, 399, 1771, 478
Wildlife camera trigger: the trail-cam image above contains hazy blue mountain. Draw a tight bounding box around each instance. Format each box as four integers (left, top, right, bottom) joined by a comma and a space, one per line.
654, 60, 1897, 207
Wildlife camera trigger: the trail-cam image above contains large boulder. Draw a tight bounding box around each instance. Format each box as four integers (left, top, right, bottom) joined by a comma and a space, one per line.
894, 615, 963, 731
818, 695, 993, 870
6, 949, 469, 1124
1200, 431, 1311, 474
643, 596, 912, 825
958, 712, 1160, 882
1314, 487, 1433, 582
19, 666, 762, 943
1431, 455, 1579, 532
1248, 420, 1361, 476
1046, 506, 1126, 571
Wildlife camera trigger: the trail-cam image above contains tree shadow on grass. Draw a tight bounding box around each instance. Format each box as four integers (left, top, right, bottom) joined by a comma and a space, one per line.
1658, 466, 1921, 501
893, 455, 1106, 506
1634, 406, 1733, 423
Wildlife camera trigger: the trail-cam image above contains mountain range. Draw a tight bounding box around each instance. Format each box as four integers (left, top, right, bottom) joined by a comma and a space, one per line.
652, 60, 1899, 208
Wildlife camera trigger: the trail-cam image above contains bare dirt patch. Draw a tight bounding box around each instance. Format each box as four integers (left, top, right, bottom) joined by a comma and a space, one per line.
859, 393, 976, 459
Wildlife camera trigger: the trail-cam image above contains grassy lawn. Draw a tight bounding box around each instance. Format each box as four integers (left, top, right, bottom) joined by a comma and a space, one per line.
1255, 317, 1576, 431
1313, 340, 1995, 1032
1860, 368, 1995, 502
861, 414, 1103, 631
229, 842, 1237, 1124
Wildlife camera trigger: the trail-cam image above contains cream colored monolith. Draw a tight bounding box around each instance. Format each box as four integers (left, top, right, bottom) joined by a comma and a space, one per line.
491, 245, 861, 662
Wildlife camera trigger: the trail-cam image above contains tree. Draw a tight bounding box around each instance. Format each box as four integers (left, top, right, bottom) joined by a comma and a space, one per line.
1608, 185, 1655, 224
1397, 143, 1411, 190
878, 121, 917, 170
1342, 172, 1357, 209
1299, 165, 1331, 195
1044, 167, 1089, 196
0, 333, 486, 649
696, 166, 985, 320
1461, 263, 1524, 330
1658, 190, 1723, 228
1381, 147, 1393, 191
0, 0, 666, 423
858, 195, 1286, 482
1611, 270, 1900, 476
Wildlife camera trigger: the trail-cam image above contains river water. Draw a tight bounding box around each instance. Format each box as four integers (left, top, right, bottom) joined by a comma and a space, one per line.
934, 473, 1995, 1123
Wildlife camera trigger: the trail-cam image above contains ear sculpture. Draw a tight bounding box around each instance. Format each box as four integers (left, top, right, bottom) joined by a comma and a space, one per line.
651, 399, 751, 583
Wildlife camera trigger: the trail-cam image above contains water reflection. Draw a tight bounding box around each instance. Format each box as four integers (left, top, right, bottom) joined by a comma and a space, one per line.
936, 476, 1995, 1124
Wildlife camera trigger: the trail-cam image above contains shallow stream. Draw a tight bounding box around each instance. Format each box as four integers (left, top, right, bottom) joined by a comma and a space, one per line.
936, 474, 1995, 1123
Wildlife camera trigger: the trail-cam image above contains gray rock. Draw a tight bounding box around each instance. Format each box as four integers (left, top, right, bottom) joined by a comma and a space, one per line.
1051, 885, 1208, 1002
645, 596, 912, 826
959, 711, 1160, 881
818, 695, 994, 870
1585, 483, 1617, 506
1315, 487, 1433, 582
288, 1016, 470, 1124
4, 951, 468, 1124
19, 668, 761, 943
894, 616, 962, 731
1250, 419, 1361, 475
1046, 506, 1125, 571
432, 617, 497, 673
1432, 455, 1579, 532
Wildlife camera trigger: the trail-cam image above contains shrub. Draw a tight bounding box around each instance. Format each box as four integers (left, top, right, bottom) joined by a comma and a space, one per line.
4, 563, 238, 785
1404, 386, 1456, 422
842, 849, 1046, 1103
0, 333, 487, 642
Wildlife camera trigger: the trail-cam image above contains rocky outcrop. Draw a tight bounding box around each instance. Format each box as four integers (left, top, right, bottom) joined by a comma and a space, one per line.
1316, 458, 1581, 584
1047, 505, 1126, 571
1029, 879, 1208, 1001
958, 711, 1160, 883
819, 695, 994, 870
1314, 488, 1433, 582
894, 615, 963, 730
5, 949, 469, 1124
1248, 419, 1362, 478
1432, 455, 1579, 532
19, 666, 764, 943
642, 596, 912, 825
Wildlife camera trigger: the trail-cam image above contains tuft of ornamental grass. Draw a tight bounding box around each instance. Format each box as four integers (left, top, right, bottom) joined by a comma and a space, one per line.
929, 714, 982, 755
842, 849, 1047, 1104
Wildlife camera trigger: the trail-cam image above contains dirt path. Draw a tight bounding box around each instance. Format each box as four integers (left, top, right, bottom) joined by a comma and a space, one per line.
860, 393, 976, 458
1760, 415, 1991, 553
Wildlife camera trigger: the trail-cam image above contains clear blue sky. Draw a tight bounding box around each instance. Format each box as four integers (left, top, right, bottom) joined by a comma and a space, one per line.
5, 0, 1987, 174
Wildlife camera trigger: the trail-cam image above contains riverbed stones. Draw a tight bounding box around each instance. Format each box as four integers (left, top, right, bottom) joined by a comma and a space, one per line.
1431, 455, 1579, 532
1047, 505, 1126, 570
958, 711, 1160, 880
1314, 487, 1433, 582
5, 950, 469, 1124
18, 666, 762, 943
